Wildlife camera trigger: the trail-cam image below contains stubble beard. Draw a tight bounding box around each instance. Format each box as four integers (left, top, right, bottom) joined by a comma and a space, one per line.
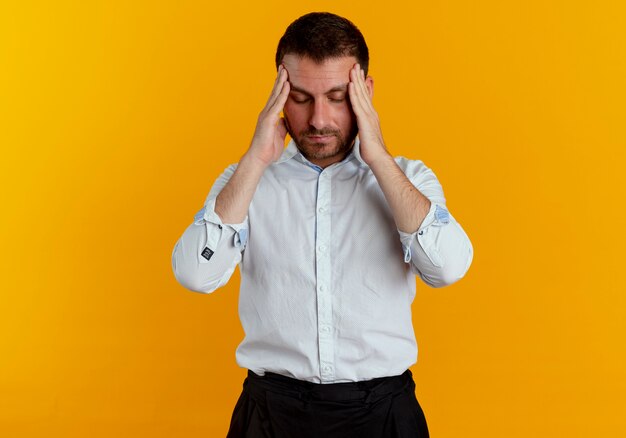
285, 117, 357, 164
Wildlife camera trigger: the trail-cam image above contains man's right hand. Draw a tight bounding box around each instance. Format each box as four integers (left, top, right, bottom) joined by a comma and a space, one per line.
214, 66, 290, 224
245, 65, 291, 167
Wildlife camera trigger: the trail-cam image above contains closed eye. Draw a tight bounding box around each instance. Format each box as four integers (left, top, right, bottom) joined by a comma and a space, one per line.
290, 94, 311, 104
328, 92, 347, 103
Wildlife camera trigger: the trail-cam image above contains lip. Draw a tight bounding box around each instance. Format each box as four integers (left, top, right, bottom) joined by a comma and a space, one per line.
307, 135, 334, 142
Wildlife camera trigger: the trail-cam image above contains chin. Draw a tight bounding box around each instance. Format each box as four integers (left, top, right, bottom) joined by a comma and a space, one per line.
300, 141, 341, 160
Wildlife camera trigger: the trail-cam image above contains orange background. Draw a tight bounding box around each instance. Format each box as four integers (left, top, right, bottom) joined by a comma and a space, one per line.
1, 1, 625, 436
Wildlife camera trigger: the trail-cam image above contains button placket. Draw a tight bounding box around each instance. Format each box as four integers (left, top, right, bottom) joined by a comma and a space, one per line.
315, 169, 335, 382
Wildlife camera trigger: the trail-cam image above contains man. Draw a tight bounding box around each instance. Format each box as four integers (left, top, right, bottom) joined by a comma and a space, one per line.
172, 12, 473, 438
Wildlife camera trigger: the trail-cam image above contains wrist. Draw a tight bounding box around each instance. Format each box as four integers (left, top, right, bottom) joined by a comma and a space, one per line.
363, 147, 393, 168
240, 150, 272, 174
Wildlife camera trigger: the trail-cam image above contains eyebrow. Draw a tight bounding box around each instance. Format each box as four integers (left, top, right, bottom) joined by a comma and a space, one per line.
289, 84, 348, 96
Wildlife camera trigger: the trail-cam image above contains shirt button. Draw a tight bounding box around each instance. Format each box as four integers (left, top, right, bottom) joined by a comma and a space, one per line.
318, 206, 326, 213
322, 326, 331, 333
319, 285, 326, 292
323, 365, 332, 372
318, 244, 326, 252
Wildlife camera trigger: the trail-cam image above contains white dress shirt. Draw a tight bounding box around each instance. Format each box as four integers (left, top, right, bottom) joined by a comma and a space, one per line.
172, 138, 473, 383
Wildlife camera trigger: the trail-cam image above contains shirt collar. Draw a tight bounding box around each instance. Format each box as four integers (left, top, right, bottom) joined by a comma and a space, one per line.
275, 139, 300, 164
275, 137, 368, 168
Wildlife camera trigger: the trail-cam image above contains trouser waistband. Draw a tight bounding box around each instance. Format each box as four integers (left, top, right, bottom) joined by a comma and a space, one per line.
245, 369, 414, 404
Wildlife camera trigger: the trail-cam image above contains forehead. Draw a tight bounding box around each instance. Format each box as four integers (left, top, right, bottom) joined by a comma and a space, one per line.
282, 54, 357, 93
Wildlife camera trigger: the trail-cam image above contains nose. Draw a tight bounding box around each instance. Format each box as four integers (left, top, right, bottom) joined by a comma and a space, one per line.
309, 99, 330, 130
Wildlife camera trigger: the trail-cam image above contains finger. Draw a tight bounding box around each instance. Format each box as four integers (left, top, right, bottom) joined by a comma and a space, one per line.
273, 118, 289, 160
355, 64, 375, 113
351, 65, 369, 107
277, 117, 287, 139
269, 78, 290, 115
349, 67, 368, 116
348, 79, 366, 117
264, 67, 288, 112
348, 66, 364, 110
269, 65, 284, 98
269, 66, 288, 103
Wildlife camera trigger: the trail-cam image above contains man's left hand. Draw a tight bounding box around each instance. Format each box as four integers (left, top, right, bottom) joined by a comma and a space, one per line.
348, 63, 391, 165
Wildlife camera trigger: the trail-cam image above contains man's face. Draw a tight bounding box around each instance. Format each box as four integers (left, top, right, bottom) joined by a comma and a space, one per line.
281, 54, 372, 168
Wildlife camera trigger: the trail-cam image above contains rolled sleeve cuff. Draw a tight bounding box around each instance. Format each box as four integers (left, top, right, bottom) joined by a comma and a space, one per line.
193, 198, 249, 263
398, 203, 450, 267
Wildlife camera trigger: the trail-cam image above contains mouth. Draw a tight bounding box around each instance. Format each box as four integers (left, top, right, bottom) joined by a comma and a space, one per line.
306, 135, 335, 143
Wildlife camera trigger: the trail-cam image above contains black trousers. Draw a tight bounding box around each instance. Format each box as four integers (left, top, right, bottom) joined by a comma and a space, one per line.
226, 369, 429, 438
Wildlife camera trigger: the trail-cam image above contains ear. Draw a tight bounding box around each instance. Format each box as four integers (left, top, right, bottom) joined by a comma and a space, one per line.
365, 76, 374, 98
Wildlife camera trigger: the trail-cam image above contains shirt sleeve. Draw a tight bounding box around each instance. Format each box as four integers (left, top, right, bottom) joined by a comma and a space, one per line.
171, 164, 249, 294
395, 158, 474, 288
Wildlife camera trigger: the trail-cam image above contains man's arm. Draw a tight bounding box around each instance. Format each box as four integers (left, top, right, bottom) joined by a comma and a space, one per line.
348, 63, 473, 287
215, 65, 291, 223
348, 64, 430, 232
171, 164, 248, 293
366, 154, 432, 234
171, 66, 291, 293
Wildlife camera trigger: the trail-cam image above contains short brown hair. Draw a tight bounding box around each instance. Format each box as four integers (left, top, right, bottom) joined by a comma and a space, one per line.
275, 12, 370, 75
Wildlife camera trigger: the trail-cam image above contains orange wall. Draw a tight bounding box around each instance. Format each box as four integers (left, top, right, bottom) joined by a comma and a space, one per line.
1, 1, 625, 436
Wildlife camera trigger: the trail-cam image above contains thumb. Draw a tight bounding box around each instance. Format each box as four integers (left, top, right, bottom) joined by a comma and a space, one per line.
277, 117, 288, 140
